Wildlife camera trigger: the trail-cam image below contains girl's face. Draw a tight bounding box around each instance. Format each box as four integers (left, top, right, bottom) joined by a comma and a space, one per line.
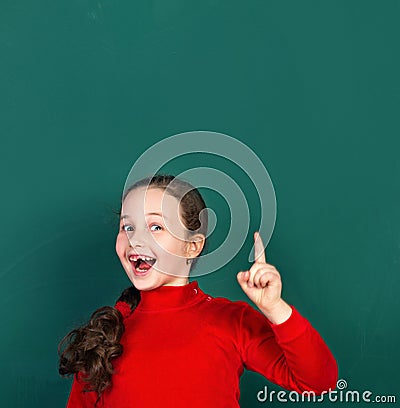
116, 186, 196, 291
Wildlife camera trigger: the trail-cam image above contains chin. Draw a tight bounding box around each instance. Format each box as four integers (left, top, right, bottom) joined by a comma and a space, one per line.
129, 269, 163, 291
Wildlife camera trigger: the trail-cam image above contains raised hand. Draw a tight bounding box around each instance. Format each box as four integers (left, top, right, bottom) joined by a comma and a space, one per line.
237, 231, 292, 324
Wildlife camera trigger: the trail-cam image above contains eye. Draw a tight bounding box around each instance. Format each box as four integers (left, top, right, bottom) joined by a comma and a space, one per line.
121, 224, 134, 232
150, 224, 162, 231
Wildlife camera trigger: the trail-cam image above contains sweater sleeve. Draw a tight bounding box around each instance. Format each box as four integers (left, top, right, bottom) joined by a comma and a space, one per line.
66, 372, 100, 408
239, 304, 338, 395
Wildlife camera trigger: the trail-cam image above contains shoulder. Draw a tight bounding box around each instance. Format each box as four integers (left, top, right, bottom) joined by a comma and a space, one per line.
196, 290, 275, 347
198, 287, 260, 323
200, 287, 276, 329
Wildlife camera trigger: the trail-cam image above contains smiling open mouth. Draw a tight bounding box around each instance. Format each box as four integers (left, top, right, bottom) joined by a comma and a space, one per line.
129, 255, 157, 273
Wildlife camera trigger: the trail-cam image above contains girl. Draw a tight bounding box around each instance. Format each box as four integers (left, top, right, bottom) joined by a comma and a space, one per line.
59, 174, 338, 407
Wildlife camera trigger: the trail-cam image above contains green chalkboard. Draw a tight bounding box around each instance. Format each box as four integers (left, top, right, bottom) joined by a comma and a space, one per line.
1, 1, 399, 407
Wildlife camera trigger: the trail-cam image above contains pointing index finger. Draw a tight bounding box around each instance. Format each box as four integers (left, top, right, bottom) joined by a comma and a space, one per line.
254, 231, 266, 264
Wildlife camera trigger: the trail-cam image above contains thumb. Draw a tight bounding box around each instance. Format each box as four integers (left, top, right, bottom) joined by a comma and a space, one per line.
237, 271, 250, 290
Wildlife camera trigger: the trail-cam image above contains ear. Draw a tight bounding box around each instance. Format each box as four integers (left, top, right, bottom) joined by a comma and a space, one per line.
184, 234, 206, 258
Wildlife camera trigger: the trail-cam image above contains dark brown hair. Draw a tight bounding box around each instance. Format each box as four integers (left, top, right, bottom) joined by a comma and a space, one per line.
58, 174, 208, 406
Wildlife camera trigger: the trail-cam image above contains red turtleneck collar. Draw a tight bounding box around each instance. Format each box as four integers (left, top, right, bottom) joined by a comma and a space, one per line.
134, 280, 207, 312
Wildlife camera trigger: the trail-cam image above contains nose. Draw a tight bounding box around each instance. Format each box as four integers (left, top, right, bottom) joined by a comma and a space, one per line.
124, 228, 149, 248
127, 232, 143, 248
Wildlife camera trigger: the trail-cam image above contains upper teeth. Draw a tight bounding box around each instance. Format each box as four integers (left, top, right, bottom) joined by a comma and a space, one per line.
129, 255, 154, 262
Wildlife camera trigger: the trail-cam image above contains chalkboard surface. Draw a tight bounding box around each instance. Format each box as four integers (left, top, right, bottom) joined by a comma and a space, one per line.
1, 1, 399, 407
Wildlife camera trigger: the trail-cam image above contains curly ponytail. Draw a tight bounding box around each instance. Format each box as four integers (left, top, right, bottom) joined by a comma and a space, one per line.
58, 286, 140, 406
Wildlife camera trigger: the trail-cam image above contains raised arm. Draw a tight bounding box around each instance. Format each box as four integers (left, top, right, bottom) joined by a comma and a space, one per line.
237, 232, 338, 393
238, 302, 338, 394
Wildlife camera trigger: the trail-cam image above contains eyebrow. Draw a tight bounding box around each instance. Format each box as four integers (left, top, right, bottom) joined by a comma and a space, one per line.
121, 212, 168, 220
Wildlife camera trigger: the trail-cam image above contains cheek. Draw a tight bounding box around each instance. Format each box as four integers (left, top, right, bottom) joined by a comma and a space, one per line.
160, 237, 187, 258
115, 231, 129, 256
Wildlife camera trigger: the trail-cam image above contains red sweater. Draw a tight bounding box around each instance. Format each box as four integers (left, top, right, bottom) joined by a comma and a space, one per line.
66, 281, 338, 407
